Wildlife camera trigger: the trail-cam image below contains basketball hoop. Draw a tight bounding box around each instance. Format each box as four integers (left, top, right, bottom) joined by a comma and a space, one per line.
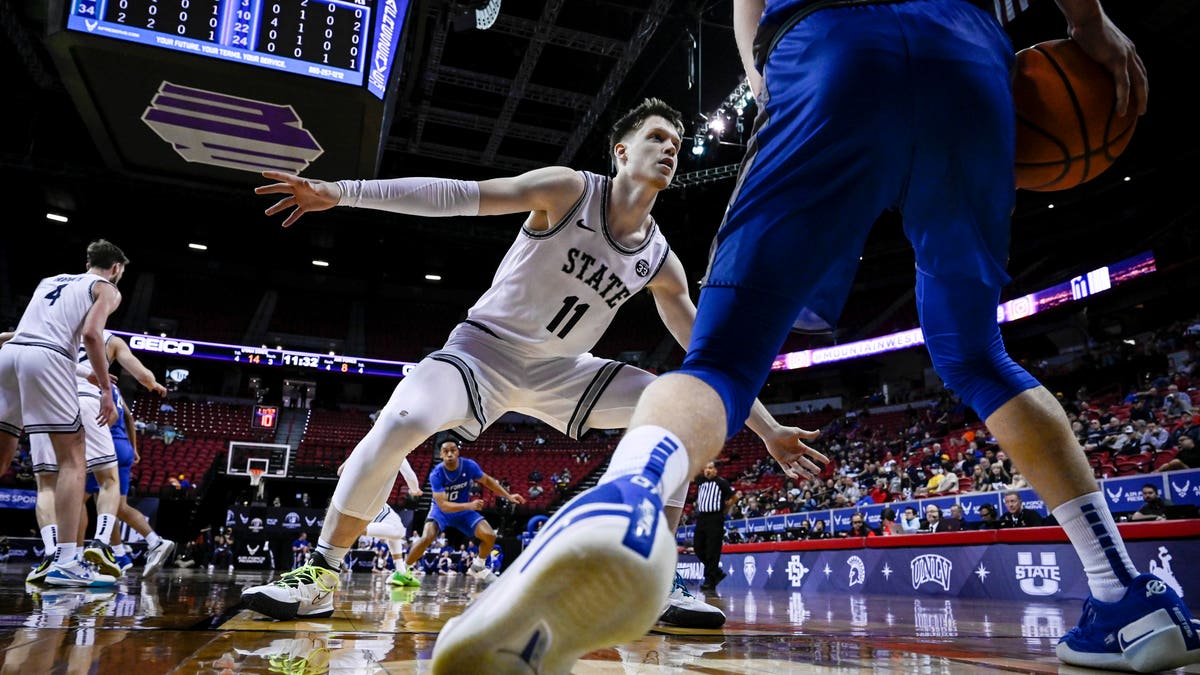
249, 467, 264, 487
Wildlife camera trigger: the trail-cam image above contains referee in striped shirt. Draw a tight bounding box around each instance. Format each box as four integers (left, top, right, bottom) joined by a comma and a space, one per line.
692, 461, 738, 592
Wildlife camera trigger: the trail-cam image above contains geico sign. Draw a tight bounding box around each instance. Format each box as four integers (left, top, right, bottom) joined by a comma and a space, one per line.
129, 336, 196, 355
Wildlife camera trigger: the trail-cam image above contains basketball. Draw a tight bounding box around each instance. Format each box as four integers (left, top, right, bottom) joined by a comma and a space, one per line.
1013, 39, 1137, 192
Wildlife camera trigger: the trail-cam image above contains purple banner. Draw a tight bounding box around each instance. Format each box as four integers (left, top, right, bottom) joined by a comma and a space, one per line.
679, 539, 1200, 602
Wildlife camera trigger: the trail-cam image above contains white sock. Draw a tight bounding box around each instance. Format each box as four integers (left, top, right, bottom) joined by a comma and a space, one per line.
146, 532, 163, 549
41, 525, 57, 553
470, 557, 486, 572
314, 539, 347, 571
55, 543, 78, 564
394, 557, 407, 574
1053, 492, 1139, 602
94, 513, 116, 545
112, 544, 127, 557
599, 426, 690, 502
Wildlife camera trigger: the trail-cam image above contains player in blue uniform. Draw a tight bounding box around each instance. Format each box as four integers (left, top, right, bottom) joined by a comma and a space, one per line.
433, 2, 1197, 674
398, 437, 524, 586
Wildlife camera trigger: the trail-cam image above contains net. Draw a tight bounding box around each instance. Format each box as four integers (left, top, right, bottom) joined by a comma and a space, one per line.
249, 468, 264, 487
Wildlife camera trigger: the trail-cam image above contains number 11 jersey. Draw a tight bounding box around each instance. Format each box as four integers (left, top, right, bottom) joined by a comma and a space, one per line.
465, 171, 671, 358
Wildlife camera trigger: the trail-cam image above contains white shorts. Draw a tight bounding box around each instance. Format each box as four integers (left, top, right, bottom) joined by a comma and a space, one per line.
30, 394, 118, 474
0, 343, 82, 438
428, 323, 657, 442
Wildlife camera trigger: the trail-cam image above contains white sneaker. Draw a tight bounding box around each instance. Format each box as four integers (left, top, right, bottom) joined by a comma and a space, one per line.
83, 541, 123, 579
241, 564, 340, 621
143, 539, 176, 576
658, 572, 726, 628
431, 479, 677, 674
228, 565, 235, 574
45, 559, 118, 588
25, 555, 54, 584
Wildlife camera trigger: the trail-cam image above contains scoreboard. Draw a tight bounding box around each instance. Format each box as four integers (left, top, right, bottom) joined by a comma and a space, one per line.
65, 0, 398, 96
46, 0, 411, 183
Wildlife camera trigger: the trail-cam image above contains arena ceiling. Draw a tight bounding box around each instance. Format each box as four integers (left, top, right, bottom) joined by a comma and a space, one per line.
2, 0, 1198, 339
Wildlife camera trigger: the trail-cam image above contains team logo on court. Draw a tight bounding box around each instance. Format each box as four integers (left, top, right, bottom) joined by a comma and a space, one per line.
635, 260, 650, 277
911, 554, 953, 591
142, 81, 324, 174
1148, 546, 1184, 597
1015, 551, 1060, 596
847, 555, 866, 587
283, 512, 301, 529
786, 555, 808, 587
743, 556, 757, 585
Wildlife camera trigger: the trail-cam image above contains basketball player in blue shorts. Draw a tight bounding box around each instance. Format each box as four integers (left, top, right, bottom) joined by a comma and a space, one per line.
434, 2, 1196, 674
399, 438, 521, 586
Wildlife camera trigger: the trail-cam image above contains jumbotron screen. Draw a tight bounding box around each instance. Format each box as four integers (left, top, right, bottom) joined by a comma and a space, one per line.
65, 0, 408, 98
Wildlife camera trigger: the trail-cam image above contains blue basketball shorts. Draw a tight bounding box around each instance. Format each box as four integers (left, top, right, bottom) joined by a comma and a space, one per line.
429, 507, 485, 537
87, 438, 134, 496
681, 0, 1038, 437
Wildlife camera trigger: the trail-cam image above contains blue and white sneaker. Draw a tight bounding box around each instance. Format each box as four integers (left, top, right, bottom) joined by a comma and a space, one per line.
45, 559, 118, 588
431, 478, 677, 674
659, 571, 726, 629
115, 553, 134, 574
1058, 573, 1200, 673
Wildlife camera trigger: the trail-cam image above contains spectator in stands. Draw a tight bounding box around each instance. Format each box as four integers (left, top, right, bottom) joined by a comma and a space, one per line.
1009, 468, 1030, 490
1130, 484, 1167, 521
1128, 397, 1155, 424
984, 463, 1011, 491
900, 507, 921, 533
1140, 422, 1170, 452
879, 508, 901, 535
977, 503, 1000, 529
933, 462, 959, 494
809, 519, 831, 540
529, 469, 542, 483
999, 492, 1043, 528
533, 434, 546, 446
943, 504, 965, 532
1164, 384, 1194, 418
1083, 418, 1106, 449
1157, 435, 1199, 472
209, 529, 235, 573
969, 464, 987, 489
843, 513, 875, 537
1168, 417, 1200, 450
921, 504, 945, 533
529, 484, 544, 499
162, 425, 178, 445
292, 532, 311, 569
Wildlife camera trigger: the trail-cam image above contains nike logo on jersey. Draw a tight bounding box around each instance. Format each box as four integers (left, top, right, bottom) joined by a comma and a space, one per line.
575, 218, 595, 232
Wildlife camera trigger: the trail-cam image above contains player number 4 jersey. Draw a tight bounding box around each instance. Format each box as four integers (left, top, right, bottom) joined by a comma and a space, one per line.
11, 273, 113, 358
466, 171, 671, 358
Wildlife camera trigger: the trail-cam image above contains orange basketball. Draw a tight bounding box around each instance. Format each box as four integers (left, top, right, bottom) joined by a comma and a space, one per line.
1013, 39, 1137, 192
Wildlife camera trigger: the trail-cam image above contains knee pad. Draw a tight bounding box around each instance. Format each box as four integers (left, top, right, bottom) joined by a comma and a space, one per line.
927, 332, 1038, 420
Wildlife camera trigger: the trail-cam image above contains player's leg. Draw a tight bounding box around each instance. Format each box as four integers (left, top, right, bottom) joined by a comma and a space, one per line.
405, 520, 441, 569
430, 8, 908, 670
364, 507, 416, 586
241, 358, 473, 620
27, 468, 59, 584
84, 465, 123, 577
466, 518, 497, 582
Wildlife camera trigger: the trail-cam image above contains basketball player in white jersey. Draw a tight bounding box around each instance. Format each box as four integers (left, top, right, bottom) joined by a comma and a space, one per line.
0, 239, 126, 587
241, 99, 817, 623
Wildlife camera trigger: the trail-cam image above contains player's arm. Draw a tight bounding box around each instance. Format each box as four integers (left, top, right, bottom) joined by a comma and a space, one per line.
479, 474, 526, 505
433, 491, 483, 513
82, 284, 122, 426
110, 336, 167, 395
399, 459, 423, 497
733, 0, 766, 98
1052, 0, 1146, 116
0, 331, 13, 347
256, 167, 584, 229
646, 255, 827, 479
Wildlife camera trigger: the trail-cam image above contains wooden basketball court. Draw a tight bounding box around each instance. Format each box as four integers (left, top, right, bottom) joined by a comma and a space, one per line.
5, 566, 1199, 673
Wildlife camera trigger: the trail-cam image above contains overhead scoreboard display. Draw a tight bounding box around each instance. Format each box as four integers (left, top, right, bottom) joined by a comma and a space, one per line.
47, 0, 411, 182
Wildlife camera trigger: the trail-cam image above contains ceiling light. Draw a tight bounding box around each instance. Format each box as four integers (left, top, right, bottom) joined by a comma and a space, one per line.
425, 274, 442, 282
46, 213, 68, 223
1124, 176, 1131, 182
312, 260, 329, 267
188, 243, 208, 251
1047, 204, 1054, 209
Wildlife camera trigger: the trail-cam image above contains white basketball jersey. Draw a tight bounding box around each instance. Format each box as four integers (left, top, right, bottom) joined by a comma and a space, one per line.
75, 330, 115, 395
466, 171, 671, 357
10, 273, 112, 360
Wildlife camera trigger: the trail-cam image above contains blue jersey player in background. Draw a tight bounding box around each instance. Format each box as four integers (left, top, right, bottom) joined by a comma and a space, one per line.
399, 437, 524, 586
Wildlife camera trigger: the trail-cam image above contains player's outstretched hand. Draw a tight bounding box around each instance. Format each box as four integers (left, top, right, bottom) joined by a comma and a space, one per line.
256, 170, 341, 228
467, 499, 485, 511
410, 488, 423, 498
509, 493, 527, 505
762, 426, 827, 480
